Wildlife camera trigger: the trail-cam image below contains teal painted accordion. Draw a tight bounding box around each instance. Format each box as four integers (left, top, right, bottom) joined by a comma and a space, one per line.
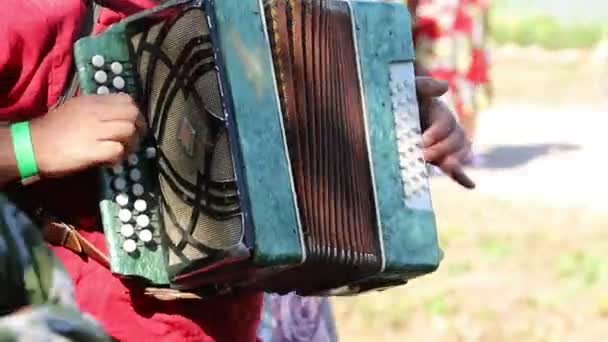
73, 0, 442, 296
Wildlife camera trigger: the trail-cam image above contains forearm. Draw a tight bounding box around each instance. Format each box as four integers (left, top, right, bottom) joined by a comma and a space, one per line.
0, 126, 20, 188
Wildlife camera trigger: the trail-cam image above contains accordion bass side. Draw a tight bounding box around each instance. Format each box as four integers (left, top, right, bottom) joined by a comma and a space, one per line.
73, 0, 442, 296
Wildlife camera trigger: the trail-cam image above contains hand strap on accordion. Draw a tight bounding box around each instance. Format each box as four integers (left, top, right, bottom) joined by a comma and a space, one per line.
42, 219, 111, 269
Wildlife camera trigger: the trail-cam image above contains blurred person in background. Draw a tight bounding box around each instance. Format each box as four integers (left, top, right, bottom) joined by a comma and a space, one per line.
408, 0, 493, 166
0, 194, 108, 341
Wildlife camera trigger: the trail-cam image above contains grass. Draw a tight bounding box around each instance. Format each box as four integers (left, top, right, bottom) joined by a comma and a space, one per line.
489, 0, 608, 50
490, 13, 606, 50
331, 44, 607, 342
332, 185, 608, 341
488, 46, 605, 107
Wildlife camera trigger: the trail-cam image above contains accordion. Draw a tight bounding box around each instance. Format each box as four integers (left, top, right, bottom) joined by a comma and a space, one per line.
73, 0, 442, 297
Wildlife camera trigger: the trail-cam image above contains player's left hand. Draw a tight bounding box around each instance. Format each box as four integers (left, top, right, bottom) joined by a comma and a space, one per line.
416, 76, 475, 189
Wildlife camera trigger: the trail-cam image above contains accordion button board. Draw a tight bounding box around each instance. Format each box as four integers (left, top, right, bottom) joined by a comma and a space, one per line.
389, 63, 432, 211
73, 0, 442, 295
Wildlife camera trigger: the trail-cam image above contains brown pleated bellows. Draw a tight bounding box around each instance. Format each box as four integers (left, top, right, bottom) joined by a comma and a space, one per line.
263, 0, 382, 294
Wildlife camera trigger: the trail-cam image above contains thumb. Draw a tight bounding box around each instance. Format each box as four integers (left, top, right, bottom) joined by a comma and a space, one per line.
416, 77, 449, 98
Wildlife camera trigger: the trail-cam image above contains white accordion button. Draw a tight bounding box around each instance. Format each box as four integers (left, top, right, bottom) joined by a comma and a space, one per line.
111, 164, 124, 175
123, 239, 137, 253
138, 229, 153, 243
120, 224, 135, 238
127, 154, 139, 166
113, 177, 127, 191
132, 183, 144, 197
118, 209, 132, 223
133, 199, 147, 212
111, 62, 123, 75
136, 214, 150, 228
96, 86, 110, 95
112, 76, 126, 90
129, 169, 142, 182
91, 55, 105, 68
115, 193, 129, 207
145, 147, 157, 159
94, 70, 108, 84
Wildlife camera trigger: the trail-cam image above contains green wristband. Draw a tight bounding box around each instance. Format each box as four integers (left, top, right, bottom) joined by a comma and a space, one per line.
10, 121, 39, 180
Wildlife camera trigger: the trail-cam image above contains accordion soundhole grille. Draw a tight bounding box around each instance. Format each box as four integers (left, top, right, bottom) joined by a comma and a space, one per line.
129, 9, 244, 271
265, 0, 382, 291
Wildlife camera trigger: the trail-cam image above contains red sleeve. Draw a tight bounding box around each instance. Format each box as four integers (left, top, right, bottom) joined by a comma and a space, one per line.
94, 0, 159, 34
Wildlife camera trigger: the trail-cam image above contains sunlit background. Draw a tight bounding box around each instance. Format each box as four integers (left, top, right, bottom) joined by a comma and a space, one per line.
333, 0, 608, 340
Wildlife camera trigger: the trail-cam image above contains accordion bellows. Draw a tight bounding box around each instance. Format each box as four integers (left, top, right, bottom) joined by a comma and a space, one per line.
73, 0, 442, 297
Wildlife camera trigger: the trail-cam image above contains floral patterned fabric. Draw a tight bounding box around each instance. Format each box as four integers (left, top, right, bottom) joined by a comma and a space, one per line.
408, 0, 492, 140
257, 293, 338, 342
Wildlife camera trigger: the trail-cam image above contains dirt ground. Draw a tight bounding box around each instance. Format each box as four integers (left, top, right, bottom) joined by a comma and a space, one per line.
332, 46, 608, 341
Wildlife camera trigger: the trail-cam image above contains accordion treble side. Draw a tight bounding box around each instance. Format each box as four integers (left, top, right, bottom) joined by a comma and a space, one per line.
73, 0, 442, 297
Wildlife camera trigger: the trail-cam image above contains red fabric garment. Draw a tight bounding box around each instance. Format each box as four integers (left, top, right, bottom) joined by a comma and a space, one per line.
466, 48, 490, 84
1, 1, 263, 341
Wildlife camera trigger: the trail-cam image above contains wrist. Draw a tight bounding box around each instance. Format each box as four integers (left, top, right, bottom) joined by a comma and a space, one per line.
10, 121, 41, 185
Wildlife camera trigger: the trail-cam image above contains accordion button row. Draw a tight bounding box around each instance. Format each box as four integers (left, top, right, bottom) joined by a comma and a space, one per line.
95, 75, 125, 89
91, 55, 126, 92
107, 145, 161, 253
121, 229, 153, 253
115, 193, 149, 212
